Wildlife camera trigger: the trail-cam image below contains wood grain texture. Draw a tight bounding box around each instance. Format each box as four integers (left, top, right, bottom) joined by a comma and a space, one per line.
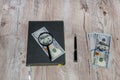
0, 0, 120, 80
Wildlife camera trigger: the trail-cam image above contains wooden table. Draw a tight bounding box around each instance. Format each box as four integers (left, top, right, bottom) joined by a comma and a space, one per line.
0, 0, 120, 80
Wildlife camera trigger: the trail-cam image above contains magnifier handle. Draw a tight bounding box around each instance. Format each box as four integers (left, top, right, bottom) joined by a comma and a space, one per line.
47, 46, 52, 61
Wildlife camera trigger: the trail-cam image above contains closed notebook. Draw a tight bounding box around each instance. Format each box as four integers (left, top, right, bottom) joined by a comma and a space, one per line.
26, 21, 65, 66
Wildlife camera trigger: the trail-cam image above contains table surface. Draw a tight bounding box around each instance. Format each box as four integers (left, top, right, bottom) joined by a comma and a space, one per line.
0, 0, 120, 80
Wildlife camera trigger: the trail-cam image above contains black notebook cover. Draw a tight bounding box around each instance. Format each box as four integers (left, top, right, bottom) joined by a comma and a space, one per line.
26, 21, 65, 66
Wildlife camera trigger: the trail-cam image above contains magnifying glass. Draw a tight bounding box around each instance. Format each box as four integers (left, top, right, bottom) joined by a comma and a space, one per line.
38, 32, 53, 61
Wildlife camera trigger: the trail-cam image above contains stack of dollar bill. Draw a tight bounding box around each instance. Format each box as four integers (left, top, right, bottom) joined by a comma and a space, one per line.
88, 33, 111, 68
31, 27, 65, 61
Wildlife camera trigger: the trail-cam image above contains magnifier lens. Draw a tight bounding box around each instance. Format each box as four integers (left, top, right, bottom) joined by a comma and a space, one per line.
39, 33, 53, 46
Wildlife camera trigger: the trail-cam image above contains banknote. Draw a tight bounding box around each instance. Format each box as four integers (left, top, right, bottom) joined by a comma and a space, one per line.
88, 33, 111, 68
31, 27, 65, 61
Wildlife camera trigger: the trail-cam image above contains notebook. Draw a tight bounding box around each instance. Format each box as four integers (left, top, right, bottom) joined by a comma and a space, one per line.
26, 21, 65, 66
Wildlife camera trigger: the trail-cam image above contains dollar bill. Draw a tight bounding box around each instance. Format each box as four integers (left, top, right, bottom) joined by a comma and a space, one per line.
31, 27, 65, 61
88, 33, 111, 68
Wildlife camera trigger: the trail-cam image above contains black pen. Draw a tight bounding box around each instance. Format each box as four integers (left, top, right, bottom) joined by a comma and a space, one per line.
74, 34, 77, 62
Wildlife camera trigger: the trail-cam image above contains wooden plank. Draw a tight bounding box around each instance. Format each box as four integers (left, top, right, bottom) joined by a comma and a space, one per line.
0, 0, 120, 80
